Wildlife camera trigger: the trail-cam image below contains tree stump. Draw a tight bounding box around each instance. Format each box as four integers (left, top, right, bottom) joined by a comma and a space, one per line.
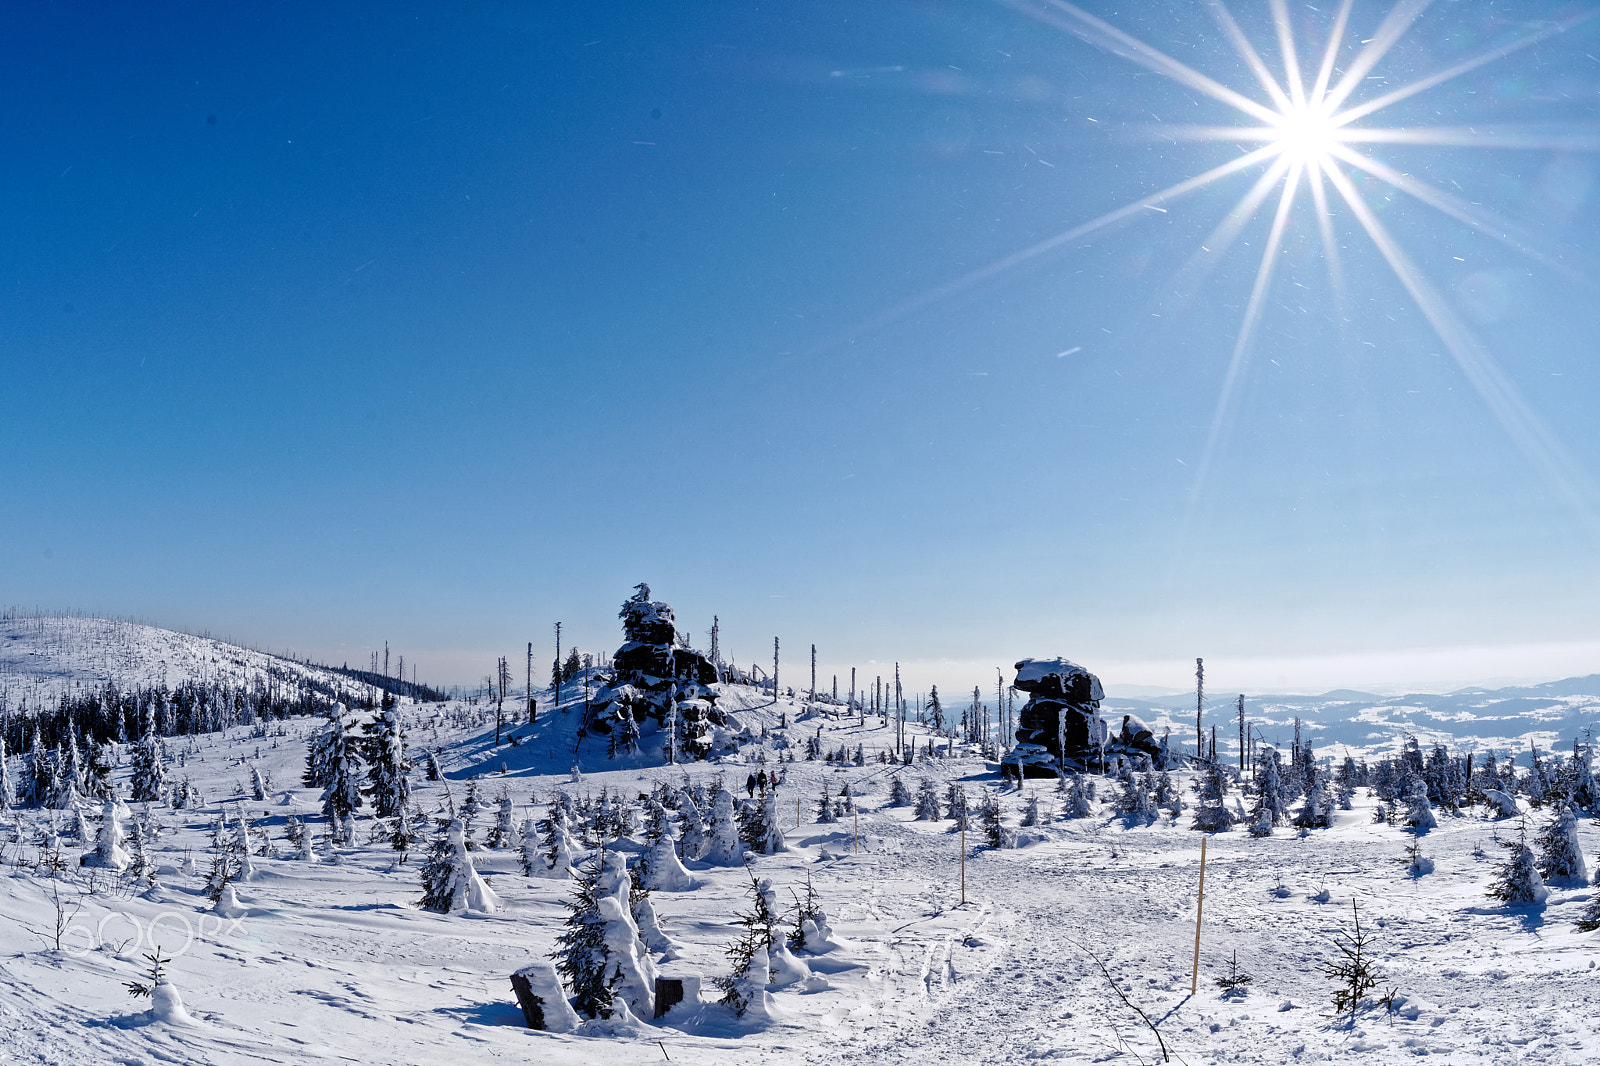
510, 971, 548, 1030
654, 977, 684, 1019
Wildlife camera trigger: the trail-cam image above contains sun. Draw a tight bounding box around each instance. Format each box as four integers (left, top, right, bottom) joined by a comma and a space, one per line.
856, 0, 1600, 531
1269, 100, 1342, 166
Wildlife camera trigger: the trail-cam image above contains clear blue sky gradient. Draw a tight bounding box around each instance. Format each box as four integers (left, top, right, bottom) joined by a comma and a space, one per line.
6, 2, 1600, 695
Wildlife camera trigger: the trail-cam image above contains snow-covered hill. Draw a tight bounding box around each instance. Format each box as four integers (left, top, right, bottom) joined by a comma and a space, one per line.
0, 613, 377, 710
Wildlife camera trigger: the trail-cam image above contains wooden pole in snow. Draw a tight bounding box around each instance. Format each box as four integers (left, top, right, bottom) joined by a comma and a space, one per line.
960, 817, 966, 905
1191, 835, 1208, 994
853, 810, 859, 855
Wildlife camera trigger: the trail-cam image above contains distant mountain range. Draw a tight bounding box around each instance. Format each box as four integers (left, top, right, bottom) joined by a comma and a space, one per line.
1104, 675, 1600, 762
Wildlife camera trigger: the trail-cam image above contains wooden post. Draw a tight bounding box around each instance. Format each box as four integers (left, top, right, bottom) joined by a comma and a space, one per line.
1191, 835, 1208, 995
960, 818, 966, 905
853, 810, 859, 854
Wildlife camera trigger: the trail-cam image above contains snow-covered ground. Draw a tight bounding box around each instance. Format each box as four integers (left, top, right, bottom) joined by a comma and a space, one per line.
2, 621, 1598, 1065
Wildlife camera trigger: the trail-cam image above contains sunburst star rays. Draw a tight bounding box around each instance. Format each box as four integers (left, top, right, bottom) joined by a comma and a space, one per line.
985, 0, 1600, 540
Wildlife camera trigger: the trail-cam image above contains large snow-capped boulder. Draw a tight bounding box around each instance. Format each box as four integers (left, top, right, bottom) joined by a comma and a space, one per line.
1013, 658, 1104, 702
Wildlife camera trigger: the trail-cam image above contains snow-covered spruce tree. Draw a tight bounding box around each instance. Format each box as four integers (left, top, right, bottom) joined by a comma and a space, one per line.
1064, 774, 1092, 819
321, 715, 365, 825
592, 851, 657, 1019
702, 788, 744, 866
1535, 806, 1588, 886
1569, 746, 1600, 814
1021, 793, 1040, 827
644, 821, 694, 891
1578, 886, 1600, 931
1334, 756, 1358, 810
389, 806, 421, 856
837, 783, 854, 815
458, 778, 483, 845
1252, 748, 1290, 827
365, 704, 411, 818
1400, 771, 1437, 831
1115, 773, 1154, 821
678, 796, 709, 860
302, 703, 345, 790
1248, 791, 1274, 837
1293, 770, 1331, 830
0, 735, 13, 810
88, 802, 131, 872
550, 854, 614, 1019
485, 794, 516, 850
1192, 764, 1235, 831
738, 792, 780, 855
945, 782, 968, 829
816, 785, 838, 824
88, 743, 114, 801
642, 799, 671, 848
888, 776, 912, 807
718, 874, 783, 1017
914, 778, 942, 821
1487, 822, 1549, 906
248, 763, 267, 802
129, 732, 168, 805
425, 750, 442, 782
419, 818, 498, 914
980, 792, 1005, 848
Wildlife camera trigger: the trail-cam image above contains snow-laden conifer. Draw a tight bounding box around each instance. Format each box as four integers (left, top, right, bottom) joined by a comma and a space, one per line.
1487, 823, 1549, 906
485, 793, 516, 850
1063, 774, 1092, 819
1293, 770, 1332, 830
302, 703, 345, 790
595, 851, 656, 1017
1401, 771, 1437, 831
419, 818, 498, 913
718, 874, 783, 1018
980, 792, 1005, 848
127, 728, 168, 806
550, 854, 613, 1018
644, 822, 694, 891
815, 785, 838, 824
1116, 773, 1155, 821
702, 788, 744, 866
1535, 805, 1588, 885
0, 735, 13, 810
1020, 793, 1041, 827
321, 716, 365, 824
945, 782, 969, 829
740, 789, 786, 855
1252, 748, 1290, 826
1192, 764, 1235, 831
365, 704, 411, 818
678, 796, 709, 861
888, 776, 912, 807
88, 802, 131, 872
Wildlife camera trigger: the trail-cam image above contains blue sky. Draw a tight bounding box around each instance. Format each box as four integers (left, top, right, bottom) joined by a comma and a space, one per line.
6, 1, 1600, 698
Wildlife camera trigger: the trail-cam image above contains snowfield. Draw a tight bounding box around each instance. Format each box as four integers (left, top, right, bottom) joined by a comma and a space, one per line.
2, 622, 1598, 1065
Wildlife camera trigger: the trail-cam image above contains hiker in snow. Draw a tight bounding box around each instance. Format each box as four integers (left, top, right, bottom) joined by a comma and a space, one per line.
746, 773, 757, 797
